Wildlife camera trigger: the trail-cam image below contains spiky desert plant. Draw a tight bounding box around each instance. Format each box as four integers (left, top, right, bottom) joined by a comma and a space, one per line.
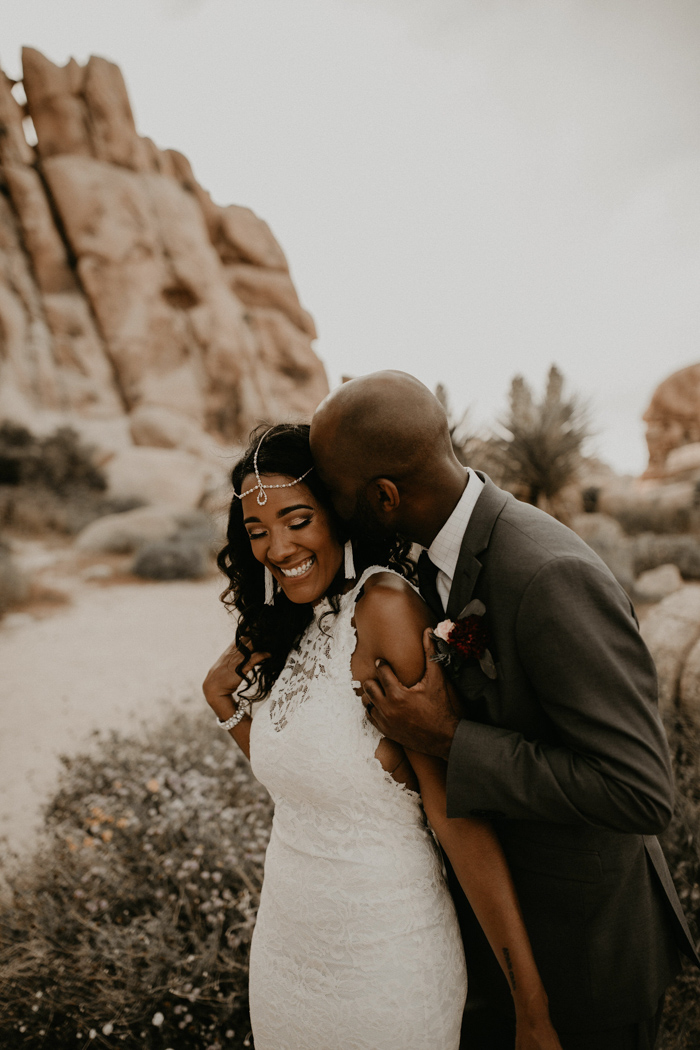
493, 366, 591, 508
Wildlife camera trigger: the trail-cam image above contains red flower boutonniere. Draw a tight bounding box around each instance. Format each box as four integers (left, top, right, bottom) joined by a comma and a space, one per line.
430, 600, 497, 680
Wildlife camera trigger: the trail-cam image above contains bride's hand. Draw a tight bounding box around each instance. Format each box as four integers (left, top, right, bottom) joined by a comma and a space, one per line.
515, 1005, 563, 1050
202, 640, 269, 717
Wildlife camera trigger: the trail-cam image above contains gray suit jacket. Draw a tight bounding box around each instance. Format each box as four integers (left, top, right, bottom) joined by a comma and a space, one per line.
436, 475, 697, 1032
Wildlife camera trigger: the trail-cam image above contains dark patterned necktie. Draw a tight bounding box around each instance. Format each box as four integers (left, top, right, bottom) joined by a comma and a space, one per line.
417, 551, 444, 619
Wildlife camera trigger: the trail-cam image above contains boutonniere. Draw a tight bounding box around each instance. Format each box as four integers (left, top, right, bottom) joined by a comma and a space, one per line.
430, 600, 497, 680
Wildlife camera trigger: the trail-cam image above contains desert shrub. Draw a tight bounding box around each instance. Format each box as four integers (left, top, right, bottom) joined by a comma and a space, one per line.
131, 536, 209, 580
0, 541, 29, 615
0, 423, 106, 493
599, 481, 700, 537
658, 714, 700, 1050
491, 366, 591, 508
173, 510, 222, 558
632, 535, 700, 580
0, 423, 141, 536
0, 486, 144, 536
614, 503, 696, 536
0, 709, 272, 1049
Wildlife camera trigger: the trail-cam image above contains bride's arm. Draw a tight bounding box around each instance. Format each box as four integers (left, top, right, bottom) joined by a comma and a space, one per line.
354, 577, 562, 1050
202, 639, 268, 760
406, 751, 561, 1050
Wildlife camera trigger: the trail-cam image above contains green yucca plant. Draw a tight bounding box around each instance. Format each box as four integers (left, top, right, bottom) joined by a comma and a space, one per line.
493, 366, 591, 508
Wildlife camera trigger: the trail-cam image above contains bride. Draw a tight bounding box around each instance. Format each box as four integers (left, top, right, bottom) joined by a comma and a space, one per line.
203, 422, 562, 1050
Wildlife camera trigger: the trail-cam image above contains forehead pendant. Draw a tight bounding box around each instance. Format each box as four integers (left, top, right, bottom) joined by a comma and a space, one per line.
233, 428, 313, 505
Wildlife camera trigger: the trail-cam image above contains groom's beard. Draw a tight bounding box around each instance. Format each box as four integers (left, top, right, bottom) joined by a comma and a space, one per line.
348, 490, 397, 544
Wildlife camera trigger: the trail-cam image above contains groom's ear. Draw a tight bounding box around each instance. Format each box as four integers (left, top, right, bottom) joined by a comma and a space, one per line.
369, 478, 400, 515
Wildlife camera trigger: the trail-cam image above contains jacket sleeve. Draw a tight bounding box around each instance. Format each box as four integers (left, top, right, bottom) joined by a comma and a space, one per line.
445, 555, 675, 834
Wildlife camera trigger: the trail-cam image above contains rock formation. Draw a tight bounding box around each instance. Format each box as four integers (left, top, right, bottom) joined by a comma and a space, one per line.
0, 48, 328, 471
643, 364, 700, 480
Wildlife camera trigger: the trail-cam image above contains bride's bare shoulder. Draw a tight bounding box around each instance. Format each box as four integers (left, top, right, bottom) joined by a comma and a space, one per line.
354, 571, 432, 684
355, 570, 432, 634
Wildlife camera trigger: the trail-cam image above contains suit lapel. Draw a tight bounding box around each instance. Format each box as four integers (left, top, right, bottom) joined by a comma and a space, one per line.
446, 474, 509, 621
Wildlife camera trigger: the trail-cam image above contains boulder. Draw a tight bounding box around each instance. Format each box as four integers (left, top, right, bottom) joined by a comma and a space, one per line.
75, 505, 182, 553
643, 363, 700, 478
226, 263, 317, 337
634, 564, 683, 603
216, 204, 289, 270
664, 441, 700, 480
640, 585, 700, 713
128, 404, 219, 459
0, 48, 327, 450
103, 446, 217, 508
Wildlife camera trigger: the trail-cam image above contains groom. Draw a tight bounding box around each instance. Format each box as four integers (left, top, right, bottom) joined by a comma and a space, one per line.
309, 370, 698, 1050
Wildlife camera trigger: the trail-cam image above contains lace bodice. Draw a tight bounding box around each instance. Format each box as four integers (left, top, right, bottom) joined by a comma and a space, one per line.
247, 566, 467, 1050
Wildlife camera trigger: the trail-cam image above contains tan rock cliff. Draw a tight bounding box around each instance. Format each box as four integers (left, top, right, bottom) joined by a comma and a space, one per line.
0, 48, 327, 456
643, 364, 700, 480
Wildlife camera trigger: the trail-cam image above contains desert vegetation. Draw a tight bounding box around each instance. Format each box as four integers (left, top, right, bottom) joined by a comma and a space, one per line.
0, 423, 220, 619
0, 423, 129, 536
0, 711, 272, 1050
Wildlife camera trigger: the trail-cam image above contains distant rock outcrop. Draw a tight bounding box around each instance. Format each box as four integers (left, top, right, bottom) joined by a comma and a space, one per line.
0, 48, 327, 472
643, 364, 700, 480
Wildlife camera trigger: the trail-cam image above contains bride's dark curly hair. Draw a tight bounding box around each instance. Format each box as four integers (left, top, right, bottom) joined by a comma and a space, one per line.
217, 422, 414, 702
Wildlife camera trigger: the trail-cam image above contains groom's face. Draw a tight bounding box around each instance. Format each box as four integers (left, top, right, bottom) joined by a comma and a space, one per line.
315, 465, 396, 543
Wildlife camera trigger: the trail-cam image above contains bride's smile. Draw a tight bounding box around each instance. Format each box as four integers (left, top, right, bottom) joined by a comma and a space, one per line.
241, 473, 344, 605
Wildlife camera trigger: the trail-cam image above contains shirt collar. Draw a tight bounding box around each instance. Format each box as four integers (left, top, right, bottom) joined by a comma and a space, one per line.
426, 468, 485, 586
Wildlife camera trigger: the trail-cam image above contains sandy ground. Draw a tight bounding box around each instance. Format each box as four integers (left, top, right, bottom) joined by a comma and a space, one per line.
0, 546, 234, 858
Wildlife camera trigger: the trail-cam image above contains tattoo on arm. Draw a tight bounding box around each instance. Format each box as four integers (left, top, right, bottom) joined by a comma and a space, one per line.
502, 947, 516, 993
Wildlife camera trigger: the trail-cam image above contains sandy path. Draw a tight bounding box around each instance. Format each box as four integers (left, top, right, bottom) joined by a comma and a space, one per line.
0, 577, 234, 856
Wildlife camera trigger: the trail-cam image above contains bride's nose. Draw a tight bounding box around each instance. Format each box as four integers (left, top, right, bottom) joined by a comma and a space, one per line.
267, 527, 299, 564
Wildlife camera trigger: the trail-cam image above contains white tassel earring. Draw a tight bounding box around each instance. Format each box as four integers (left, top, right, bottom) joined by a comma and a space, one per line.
264, 566, 276, 605
344, 539, 355, 580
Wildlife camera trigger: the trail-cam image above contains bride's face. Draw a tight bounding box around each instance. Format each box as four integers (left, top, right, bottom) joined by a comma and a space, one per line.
241, 475, 344, 605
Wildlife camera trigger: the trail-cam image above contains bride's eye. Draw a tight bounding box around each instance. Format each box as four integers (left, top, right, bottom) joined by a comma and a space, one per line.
289, 517, 312, 531
247, 528, 267, 540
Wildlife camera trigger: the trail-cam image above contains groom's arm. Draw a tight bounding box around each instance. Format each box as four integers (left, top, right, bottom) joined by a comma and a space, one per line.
446, 555, 674, 834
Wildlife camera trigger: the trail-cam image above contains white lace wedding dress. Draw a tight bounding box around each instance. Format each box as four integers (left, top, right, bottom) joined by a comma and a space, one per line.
248, 566, 467, 1050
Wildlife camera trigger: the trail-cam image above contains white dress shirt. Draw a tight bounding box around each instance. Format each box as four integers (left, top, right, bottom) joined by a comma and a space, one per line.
426, 468, 485, 611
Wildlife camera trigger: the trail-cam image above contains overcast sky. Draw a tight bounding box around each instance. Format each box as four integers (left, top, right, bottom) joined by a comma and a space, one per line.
4, 0, 700, 473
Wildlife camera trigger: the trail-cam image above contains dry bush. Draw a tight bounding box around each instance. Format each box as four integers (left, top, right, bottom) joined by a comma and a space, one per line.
0, 710, 272, 1049
0, 486, 143, 536
599, 480, 700, 537
131, 537, 210, 580
0, 423, 106, 493
0, 423, 142, 536
658, 715, 700, 1049
632, 535, 700, 580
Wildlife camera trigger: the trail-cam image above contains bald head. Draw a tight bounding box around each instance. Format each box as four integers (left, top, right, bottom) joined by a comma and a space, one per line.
310, 371, 466, 544
311, 370, 452, 485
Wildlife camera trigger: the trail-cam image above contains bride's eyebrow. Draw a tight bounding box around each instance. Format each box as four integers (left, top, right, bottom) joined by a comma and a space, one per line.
244, 504, 314, 525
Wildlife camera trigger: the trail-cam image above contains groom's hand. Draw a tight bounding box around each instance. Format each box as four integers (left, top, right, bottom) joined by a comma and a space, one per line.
362, 629, 460, 760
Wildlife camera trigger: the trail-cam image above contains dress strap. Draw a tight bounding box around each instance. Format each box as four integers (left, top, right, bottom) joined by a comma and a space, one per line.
347, 565, 417, 604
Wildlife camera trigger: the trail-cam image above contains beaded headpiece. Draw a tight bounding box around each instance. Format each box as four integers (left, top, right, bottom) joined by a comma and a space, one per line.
234, 428, 313, 506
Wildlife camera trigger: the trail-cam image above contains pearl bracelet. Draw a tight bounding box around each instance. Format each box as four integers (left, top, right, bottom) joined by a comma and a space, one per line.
216, 701, 249, 731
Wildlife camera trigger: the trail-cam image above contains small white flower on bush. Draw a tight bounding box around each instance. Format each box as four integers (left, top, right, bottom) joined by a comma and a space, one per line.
152, 1011, 165, 1027
102, 1022, 114, 1035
